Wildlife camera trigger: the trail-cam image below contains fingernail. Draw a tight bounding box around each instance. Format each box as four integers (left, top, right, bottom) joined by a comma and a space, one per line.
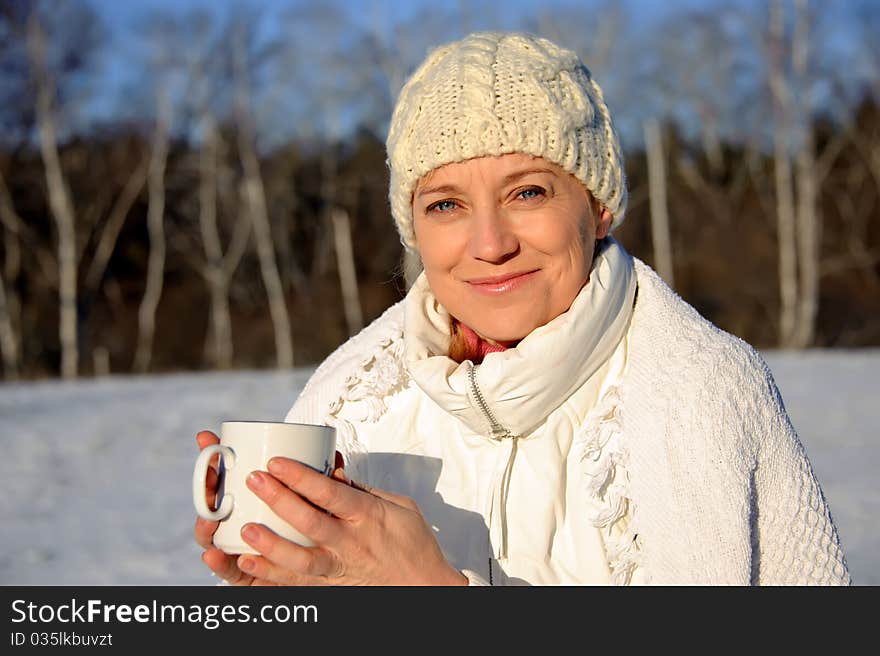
242, 524, 260, 543
267, 458, 284, 474
247, 471, 264, 489
239, 557, 255, 572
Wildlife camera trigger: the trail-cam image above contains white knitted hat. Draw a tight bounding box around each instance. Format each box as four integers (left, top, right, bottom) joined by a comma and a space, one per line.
386, 31, 628, 251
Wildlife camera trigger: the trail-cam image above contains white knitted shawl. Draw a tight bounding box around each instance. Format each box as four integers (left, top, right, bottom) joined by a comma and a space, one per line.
285, 259, 851, 585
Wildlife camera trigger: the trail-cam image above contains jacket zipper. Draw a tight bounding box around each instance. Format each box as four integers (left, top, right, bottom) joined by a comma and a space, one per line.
468, 363, 513, 440
468, 362, 515, 585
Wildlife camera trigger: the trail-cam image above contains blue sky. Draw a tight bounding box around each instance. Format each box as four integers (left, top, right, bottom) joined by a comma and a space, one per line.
76, 0, 873, 149
91, 0, 724, 36
81, 1, 746, 120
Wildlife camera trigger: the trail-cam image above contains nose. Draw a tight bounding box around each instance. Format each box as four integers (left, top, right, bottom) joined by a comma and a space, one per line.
468, 205, 520, 263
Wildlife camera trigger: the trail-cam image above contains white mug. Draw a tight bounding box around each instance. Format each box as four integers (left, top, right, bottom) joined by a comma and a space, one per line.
192, 421, 337, 555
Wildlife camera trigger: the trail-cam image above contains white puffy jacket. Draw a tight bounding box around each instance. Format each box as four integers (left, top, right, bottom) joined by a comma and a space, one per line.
285, 254, 850, 586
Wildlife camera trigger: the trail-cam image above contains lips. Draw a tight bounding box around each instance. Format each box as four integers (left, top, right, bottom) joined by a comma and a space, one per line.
465, 270, 539, 295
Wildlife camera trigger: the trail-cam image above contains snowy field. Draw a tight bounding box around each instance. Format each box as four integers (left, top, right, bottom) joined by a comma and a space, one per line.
1, 350, 877, 586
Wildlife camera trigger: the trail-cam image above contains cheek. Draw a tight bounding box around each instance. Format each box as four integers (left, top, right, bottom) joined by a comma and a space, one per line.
413, 220, 463, 272
531, 216, 592, 269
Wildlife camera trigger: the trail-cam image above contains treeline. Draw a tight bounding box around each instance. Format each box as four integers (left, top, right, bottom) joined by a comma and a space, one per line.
0, 0, 878, 380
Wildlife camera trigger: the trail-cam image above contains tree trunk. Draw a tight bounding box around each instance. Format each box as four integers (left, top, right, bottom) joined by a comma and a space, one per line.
643, 118, 675, 287
793, 131, 819, 348
769, 0, 798, 348
774, 136, 798, 348
330, 207, 363, 335
0, 269, 18, 380
134, 88, 170, 373
0, 173, 22, 378
240, 161, 294, 369
791, 0, 819, 348
28, 14, 78, 378
234, 35, 293, 369
198, 120, 234, 369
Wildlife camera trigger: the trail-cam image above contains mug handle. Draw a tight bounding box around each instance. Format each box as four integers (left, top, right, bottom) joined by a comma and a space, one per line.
192, 444, 235, 521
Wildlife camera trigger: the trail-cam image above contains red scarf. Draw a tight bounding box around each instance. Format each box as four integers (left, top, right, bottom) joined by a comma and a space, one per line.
457, 322, 512, 364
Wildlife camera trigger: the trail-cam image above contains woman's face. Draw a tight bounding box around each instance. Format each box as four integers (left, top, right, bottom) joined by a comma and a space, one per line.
412, 153, 613, 344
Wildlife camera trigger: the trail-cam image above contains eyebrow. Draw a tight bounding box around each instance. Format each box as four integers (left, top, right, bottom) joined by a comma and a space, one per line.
416, 183, 462, 198
501, 167, 556, 185
415, 167, 556, 198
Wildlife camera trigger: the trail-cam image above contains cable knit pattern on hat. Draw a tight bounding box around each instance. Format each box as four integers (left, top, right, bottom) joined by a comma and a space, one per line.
386, 32, 628, 250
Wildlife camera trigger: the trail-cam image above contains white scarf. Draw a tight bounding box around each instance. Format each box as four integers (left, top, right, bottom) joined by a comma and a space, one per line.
404, 237, 637, 437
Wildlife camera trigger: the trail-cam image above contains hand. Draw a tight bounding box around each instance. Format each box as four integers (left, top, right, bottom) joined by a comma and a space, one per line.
235, 457, 467, 586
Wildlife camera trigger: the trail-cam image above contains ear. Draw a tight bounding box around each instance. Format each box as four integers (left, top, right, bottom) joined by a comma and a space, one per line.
595, 207, 614, 240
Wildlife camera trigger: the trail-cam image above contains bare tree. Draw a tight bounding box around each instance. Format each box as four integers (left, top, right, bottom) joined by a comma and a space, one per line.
133, 85, 170, 373
199, 117, 251, 369
280, 2, 379, 295
0, 170, 23, 378
790, 0, 820, 348
199, 119, 230, 369
26, 11, 79, 377
763, 0, 833, 348
330, 207, 363, 335
769, 0, 799, 348
0, 272, 16, 379
643, 118, 675, 287
177, 14, 250, 370
233, 19, 293, 369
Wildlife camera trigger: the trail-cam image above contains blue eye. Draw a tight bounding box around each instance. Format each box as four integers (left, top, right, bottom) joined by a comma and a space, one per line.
517, 186, 545, 200
429, 199, 458, 212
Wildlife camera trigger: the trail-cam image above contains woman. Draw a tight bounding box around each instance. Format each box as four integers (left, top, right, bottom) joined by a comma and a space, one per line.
194, 32, 850, 585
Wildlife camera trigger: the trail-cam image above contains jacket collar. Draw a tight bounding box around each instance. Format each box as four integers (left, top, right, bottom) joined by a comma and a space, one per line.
403, 237, 637, 438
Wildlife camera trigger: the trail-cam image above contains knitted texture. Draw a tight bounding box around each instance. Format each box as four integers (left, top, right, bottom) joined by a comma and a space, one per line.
619, 263, 850, 584
386, 31, 628, 250
285, 260, 851, 585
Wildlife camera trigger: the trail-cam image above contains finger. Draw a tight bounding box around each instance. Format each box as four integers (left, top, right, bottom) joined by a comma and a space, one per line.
363, 487, 420, 512
266, 457, 371, 521
237, 556, 325, 586
204, 465, 219, 496
246, 470, 344, 545
194, 515, 219, 550
196, 430, 222, 470
195, 467, 220, 521
238, 525, 341, 584
196, 430, 219, 449
334, 450, 345, 471
201, 548, 253, 586
335, 472, 418, 512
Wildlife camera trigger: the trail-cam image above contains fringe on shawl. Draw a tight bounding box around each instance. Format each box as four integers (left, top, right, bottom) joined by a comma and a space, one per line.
325, 332, 409, 482
575, 383, 643, 586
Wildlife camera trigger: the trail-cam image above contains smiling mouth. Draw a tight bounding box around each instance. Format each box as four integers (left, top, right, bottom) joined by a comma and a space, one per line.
465, 270, 540, 295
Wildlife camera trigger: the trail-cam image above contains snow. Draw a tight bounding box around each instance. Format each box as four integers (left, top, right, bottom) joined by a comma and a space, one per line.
1, 350, 877, 585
